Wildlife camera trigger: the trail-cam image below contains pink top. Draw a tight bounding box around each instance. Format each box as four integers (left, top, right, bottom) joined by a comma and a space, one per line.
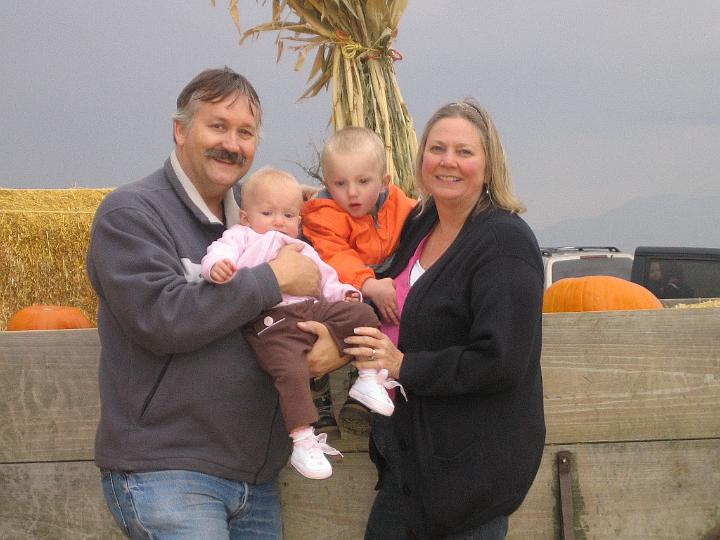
381, 236, 428, 400
201, 225, 358, 305
381, 236, 428, 346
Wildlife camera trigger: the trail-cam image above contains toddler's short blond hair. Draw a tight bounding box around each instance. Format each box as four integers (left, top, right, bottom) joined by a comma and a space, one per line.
321, 127, 387, 179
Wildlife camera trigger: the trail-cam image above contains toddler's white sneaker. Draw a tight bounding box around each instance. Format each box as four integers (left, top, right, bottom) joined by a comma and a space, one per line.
348, 368, 396, 416
290, 429, 342, 480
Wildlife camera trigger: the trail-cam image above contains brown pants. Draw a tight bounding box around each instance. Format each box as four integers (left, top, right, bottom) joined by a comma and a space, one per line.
243, 299, 380, 432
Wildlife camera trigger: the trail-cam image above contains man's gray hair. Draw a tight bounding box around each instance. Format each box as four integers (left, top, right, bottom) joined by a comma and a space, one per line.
173, 67, 262, 130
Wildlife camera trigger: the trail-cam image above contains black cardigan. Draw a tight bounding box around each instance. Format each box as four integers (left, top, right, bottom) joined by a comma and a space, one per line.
373, 200, 546, 538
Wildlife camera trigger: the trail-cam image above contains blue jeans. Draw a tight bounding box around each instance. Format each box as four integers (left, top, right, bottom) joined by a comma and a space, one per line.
101, 470, 283, 539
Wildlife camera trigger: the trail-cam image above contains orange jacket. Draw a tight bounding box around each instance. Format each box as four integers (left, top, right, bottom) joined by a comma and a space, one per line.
301, 184, 416, 290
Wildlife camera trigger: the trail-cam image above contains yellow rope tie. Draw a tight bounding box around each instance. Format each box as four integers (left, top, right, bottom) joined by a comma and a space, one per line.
333, 30, 402, 61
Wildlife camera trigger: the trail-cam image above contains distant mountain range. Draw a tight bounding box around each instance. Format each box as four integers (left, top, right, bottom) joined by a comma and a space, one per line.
535, 194, 720, 254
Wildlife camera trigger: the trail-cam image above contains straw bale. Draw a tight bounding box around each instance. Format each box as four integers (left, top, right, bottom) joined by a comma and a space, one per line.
672, 299, 720, 309
0, 188, 112, 329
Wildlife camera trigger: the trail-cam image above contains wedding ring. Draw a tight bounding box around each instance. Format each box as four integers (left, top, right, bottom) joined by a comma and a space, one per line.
371, 349, 376, 361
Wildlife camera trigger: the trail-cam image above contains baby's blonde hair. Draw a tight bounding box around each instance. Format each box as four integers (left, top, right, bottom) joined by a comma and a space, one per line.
240, 166, 303, 210
321, 126, 387, 179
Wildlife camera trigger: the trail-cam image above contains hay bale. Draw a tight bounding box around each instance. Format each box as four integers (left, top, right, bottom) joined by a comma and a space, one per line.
0, 188, 113, 329
672, 299, 720, 309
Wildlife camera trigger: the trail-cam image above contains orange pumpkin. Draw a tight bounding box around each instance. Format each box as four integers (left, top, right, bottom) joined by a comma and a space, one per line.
7, 304, 94, 330
543, 276, 663, 313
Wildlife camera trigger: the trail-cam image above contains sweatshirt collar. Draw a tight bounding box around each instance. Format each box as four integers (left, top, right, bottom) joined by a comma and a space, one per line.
170, 150, 241, 226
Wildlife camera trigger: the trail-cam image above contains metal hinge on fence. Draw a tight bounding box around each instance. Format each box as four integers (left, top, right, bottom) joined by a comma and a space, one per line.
557, 451, 576, 540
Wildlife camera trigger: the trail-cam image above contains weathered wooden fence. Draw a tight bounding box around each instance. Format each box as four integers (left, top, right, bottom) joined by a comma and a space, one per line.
1, 308, 719, 539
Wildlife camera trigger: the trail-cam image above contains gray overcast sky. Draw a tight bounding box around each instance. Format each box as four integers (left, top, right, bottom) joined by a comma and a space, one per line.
1, 1, 719, 236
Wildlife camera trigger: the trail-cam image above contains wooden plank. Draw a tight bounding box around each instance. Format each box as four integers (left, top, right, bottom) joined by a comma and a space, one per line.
284, 439, 720, 539
2, 309, 720, 462
511, 439, 720, 540
0, 331, 369, 463
0, 329, 100, 463
542, 306, 720, 347
0, 457, 375, 540
0, 460, 124, 539
280, 453, 376, 540
542, 308, 720, 444
3, 439, 718, 539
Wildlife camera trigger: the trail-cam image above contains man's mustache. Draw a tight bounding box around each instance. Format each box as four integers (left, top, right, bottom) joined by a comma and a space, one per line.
205, 148, 246, 166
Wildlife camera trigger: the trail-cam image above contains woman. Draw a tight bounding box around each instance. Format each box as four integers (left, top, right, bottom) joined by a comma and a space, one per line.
344, 100, 546, 539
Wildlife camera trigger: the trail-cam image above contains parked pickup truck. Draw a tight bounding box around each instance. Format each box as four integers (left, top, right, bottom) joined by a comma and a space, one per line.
541, 246, 634, 290
630, 246, 720, 300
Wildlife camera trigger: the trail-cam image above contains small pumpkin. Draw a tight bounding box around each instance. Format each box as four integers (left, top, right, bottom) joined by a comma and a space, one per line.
7, 304, 94, 330
543, 276, 663, 313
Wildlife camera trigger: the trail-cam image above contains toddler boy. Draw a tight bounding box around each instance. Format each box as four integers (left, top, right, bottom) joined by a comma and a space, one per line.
302, 127, 416, 433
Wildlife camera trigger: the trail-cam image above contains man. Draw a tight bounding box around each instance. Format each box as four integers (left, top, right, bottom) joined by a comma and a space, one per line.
87, 67, 326, 538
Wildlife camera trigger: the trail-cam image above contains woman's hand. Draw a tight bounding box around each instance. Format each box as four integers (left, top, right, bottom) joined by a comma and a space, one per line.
344, 326, 404, 379
298, 320, 349, 377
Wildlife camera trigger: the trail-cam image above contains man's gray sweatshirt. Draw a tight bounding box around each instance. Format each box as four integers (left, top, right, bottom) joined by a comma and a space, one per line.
86, 158, 291, 483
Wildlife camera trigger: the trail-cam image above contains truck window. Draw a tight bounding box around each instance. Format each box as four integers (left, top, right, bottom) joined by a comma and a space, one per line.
551, 258, 633, 284
643, 258, 720, 299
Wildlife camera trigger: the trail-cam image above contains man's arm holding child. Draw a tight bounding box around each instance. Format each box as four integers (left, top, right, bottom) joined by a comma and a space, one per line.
269, 244, 321, 298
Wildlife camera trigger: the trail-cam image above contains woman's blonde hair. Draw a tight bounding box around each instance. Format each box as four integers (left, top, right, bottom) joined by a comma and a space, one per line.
414, 99, 526, 215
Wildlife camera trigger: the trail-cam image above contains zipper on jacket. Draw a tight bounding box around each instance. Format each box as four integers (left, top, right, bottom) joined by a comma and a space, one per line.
139, 356, 173, 418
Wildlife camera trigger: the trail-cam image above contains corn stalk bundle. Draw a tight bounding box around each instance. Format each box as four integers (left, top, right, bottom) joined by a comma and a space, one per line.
216, 0, 418, 195
0, 188, 111, 329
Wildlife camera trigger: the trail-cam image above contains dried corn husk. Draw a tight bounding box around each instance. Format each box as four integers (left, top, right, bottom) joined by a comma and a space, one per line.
214, 0, 418, 195
0, 188, 111, 329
